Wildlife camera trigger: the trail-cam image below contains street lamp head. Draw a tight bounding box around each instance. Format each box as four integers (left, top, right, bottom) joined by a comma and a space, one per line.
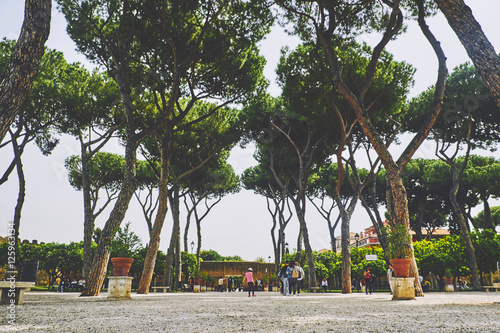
355, 233, 359, 241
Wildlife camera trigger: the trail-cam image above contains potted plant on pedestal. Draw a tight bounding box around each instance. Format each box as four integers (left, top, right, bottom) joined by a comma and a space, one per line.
444, 268, 454, 287
262, 276, 269, 291
388, 224, 412, 277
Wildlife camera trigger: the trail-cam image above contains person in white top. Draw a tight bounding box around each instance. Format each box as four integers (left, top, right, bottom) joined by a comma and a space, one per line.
321, 278, 328, 293
387, 264, 395, 294
295, 262, 305, 295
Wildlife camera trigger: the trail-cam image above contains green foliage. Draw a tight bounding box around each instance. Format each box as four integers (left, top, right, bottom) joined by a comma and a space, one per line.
181, 252, 198, 279
405, 61, 500, 150
350, 246, 387, 278
65, 152, 125, 192
110, 222, 142, 258
200, 249, 223, 262
223, 255, 244, 262
413, 235, 469, 279
387, 224, 412, 259
471, 229, 500, 274
0, 241, 85, 281
475, 206, 500, 229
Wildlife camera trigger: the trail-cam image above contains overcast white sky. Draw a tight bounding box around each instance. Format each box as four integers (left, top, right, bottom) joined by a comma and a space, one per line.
1, 1, 499, 261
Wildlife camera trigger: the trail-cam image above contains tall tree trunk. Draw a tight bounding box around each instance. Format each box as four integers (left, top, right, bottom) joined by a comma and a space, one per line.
449, 166, 481, 290
81, 149, 94, 281
137, 138, 170, 294
0, 0, 51, 143
335, 191, 360, 294
183, 197, 195, 253
482, 196, 494, 230
12, 134, 25, 268
328, 216, 340, 253
81, 134, 138, 296
175, 221, 182, 288
268, 197, 278, 267
292, 200, 317, 289
163, 184, 181, 288
196, 212, 202, 268
295, 228, 303, 263
339, 207, 352, 294
434, 0, 500, 111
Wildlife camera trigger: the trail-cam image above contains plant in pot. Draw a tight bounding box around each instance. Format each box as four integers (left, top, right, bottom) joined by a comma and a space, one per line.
262, 275, 269, 290
200, 272, 209, 287
270, 274, 279, 286
387, 223, 413, 277
444, 268, 453, 285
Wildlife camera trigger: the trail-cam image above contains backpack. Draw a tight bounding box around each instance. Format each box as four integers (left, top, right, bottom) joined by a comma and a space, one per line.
292, 267, 299, 278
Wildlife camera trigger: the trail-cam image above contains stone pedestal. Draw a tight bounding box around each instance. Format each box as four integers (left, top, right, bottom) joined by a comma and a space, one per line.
193, 284, 200, 293
107, 276, 133, 300
392, 277, 415, 300
445, 284, 454, 292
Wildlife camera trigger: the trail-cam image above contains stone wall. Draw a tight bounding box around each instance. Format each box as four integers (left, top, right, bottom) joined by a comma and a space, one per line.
200, 261, 276, 280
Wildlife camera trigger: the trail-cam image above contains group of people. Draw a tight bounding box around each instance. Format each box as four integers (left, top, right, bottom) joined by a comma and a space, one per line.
217, 276, 236, 292
55, 277, 85, 292
364, 265, 395, 295
277, 261, 305, 296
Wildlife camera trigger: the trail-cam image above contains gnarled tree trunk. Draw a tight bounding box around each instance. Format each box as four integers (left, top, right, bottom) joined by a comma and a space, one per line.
137, 137, 170, 294
435, 0, 500, 111
0, 0, 51, 143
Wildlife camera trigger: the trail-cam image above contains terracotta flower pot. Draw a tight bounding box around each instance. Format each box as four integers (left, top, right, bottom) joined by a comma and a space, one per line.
111, 257, 134, 276
390, 258, 412, 277
444, 277, 453, 285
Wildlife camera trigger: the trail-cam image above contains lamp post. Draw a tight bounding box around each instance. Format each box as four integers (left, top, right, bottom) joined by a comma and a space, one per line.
190, 241, 194, 254
285, 242, 289, 254
268, 256, 271, 263
355, 233, 359, 248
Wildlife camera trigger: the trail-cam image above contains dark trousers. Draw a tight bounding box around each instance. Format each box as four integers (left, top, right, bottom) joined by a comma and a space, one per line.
366, 279, 373, 294
297, 279, 304, 294
288, 278, 297, 295
248, 282, 254, 296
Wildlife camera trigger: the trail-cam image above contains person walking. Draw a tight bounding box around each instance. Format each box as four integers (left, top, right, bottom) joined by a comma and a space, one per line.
295, 262, 305, 295
218, 276, 224, 292
287, 261, 298, 296
387, 264, 395, 294
364, 267, 372, 295
228, 276, 234, 292
243, 268, 256, 297
278, 262, 289, 296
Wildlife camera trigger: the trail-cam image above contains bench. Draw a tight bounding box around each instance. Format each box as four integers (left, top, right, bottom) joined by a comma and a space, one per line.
482, 286, 499, 292
151, 286, 170, 293
0, 281, 35, 305
310, 287, 322, 293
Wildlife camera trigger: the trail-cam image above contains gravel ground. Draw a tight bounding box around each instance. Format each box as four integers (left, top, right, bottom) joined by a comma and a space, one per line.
1, 290, 500, 332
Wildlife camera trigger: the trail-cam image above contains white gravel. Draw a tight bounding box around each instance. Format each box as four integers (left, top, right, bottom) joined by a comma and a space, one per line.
2, 290, 500, 332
